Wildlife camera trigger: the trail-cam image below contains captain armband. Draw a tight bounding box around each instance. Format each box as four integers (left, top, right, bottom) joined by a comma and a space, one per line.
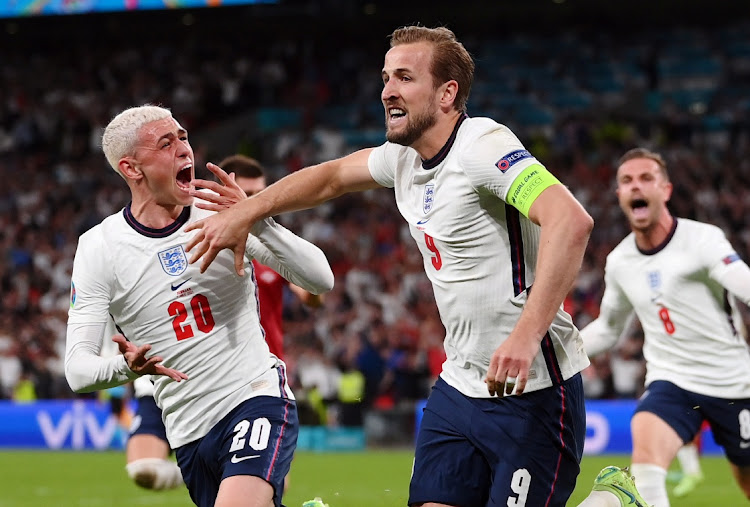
506, 164, 561, 217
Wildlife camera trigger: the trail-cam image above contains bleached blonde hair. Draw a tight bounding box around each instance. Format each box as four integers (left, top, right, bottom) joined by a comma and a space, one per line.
101, 105, 173, 176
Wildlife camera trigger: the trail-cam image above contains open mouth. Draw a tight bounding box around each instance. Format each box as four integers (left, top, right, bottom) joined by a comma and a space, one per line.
176, 165, 192, 190
388, 107, 406, 123
630, 198, 649, 218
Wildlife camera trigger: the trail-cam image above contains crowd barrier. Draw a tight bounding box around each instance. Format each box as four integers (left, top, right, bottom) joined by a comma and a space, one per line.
0, 399, 723, 454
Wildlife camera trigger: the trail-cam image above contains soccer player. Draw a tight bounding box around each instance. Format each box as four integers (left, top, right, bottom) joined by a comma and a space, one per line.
64, 105, 334, 507
220, 153, 324, 360
579, 148, 750, 506
124, 154, 324, 493
183, 25, 637, 506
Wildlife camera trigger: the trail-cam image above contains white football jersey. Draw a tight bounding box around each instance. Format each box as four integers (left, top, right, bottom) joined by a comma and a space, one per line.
100, 316, 120, 358
368, 115, 589, 397
584, 218, 750, 398
68, 204, 332, 447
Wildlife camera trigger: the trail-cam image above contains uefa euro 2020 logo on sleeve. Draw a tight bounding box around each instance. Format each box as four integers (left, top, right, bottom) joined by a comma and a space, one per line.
158, 245, 188, 276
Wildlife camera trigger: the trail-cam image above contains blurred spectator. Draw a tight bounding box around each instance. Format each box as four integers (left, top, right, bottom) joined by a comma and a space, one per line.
0, 335, 22, 399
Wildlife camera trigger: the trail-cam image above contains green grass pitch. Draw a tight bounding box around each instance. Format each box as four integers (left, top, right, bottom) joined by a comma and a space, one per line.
0, 450, 743, 506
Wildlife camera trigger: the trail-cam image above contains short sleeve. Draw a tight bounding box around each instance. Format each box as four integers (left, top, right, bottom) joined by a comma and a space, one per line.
700, 224, 750, 306
460, 126, 560, 216
368, 142, 396, 188
702, 225, 743, 279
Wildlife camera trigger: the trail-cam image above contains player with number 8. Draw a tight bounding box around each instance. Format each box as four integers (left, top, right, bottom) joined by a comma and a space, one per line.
580, 148, 750, 506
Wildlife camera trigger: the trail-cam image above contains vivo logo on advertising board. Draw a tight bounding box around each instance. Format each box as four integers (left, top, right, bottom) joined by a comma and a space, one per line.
0, 400, 124, 450
37, 401, 119, 449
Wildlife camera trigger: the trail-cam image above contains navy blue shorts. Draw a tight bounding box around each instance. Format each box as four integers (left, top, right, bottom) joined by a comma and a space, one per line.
636, 380, 750, 466
175, 396, 298, 507
409, 374, 585, 507
129, 395, 168, 444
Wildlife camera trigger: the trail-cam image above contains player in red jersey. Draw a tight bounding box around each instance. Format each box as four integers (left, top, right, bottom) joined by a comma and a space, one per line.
221, 154, 324, 360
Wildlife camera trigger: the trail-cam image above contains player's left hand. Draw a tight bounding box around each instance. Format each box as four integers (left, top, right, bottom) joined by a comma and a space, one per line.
190, 162, 247, 212
112, 335, 188, 383
185, 204, 252, 276
485, 332, 540, 396
185, 162, 255, 275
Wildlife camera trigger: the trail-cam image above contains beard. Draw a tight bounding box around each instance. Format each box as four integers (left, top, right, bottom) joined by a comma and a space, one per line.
385, 103, 438, 146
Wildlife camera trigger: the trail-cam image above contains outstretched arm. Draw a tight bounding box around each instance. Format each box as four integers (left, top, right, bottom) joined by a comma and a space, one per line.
246, 219, 335, 295
191, 162, 334, 294
579, 309, 635, 357
579, 264, 634, 357
186, 148, 379, 275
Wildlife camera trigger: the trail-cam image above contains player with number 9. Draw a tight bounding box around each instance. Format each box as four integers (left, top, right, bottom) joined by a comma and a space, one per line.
186, 25, 618, 507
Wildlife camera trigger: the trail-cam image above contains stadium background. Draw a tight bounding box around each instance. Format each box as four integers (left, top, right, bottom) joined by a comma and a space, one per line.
1, 0, 750, 504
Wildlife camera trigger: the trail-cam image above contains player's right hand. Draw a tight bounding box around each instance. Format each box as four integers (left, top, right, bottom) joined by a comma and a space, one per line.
485, 332, 539, 397
112, 335, 188, 383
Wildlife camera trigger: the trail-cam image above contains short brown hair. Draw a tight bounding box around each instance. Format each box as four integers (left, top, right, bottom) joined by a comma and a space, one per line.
390, 25, 474, 113
218, 154, 265, 180
617, 148, 670, 181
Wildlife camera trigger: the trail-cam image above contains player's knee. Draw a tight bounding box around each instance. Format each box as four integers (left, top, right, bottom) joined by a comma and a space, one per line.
126, 457, 183, 491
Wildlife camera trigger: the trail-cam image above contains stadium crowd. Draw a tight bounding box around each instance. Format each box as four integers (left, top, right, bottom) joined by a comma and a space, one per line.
2, 11, 750, 428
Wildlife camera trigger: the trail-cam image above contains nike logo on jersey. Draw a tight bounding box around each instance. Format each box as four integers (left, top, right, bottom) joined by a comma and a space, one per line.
740, 441, 750, 449
417, 218, 430, 225
231, 454, 261, 463
170, 278, 192, 291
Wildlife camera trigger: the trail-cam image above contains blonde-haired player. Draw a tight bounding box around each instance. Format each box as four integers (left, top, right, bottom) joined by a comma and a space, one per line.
65, 104, 334, 507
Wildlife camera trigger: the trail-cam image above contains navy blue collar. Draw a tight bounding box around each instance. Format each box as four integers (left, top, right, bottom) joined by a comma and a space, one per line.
123, 203, 190, 238
422, 113, 468, 170
637, 217, 678, 255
